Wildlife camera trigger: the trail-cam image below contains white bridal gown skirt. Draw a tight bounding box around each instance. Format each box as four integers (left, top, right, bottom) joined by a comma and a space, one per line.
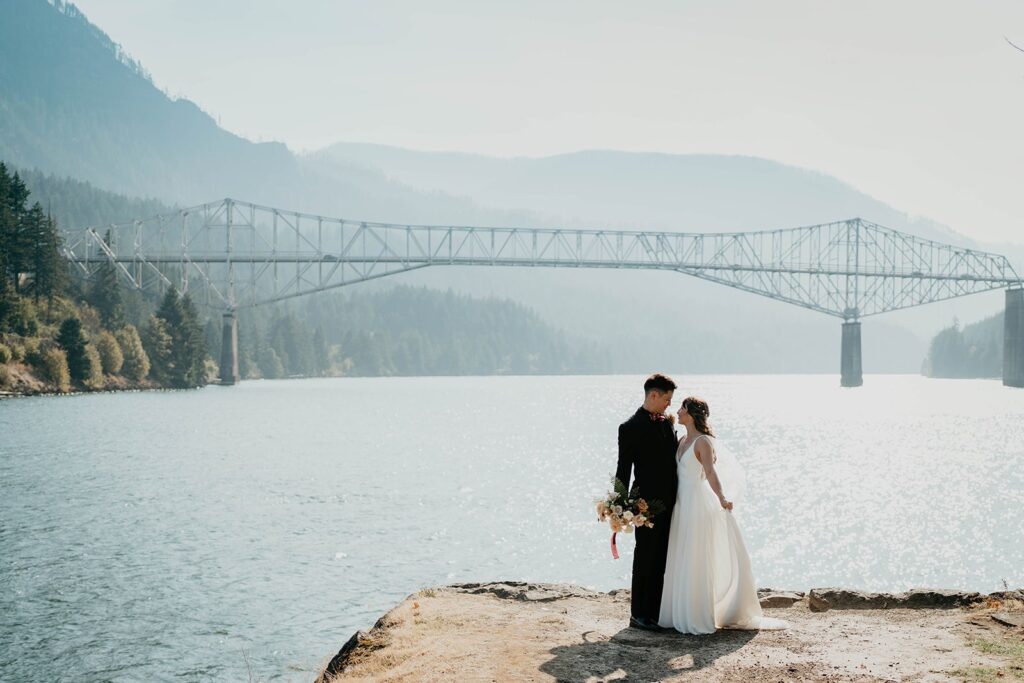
658, 478, 788, 634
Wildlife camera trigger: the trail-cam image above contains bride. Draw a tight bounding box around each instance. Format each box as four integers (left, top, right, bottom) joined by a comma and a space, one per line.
658, 396, 788, 634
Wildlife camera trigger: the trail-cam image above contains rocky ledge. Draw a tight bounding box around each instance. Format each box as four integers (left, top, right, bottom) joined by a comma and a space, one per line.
317, 582, 1024, 682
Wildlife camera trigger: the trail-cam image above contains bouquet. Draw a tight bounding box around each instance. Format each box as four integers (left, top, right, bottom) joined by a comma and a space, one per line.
596, 477, 665, 559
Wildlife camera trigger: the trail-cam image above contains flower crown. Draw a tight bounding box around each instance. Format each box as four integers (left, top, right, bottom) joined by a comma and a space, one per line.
683, 399, 710, 418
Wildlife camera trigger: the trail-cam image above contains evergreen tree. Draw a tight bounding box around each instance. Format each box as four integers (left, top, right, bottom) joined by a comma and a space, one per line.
0, 164, 12, 291
5, 173, 33, 293
153, 287, 207, 388
88, 230, 123, 326
176, 292, 207, 387
27, 203, 65, 302
56, 317, 90, 382
142, 314, 173, 384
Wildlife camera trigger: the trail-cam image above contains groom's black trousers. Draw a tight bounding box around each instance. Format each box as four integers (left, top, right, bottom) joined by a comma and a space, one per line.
631, 503, 674, 620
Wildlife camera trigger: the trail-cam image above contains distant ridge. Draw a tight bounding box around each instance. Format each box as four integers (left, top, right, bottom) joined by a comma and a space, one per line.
3, 0, 1005, 373
319, 142, 969, 244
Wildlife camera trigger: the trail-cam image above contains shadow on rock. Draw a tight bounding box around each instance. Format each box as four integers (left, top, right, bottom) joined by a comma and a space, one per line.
539, 627, 756, 682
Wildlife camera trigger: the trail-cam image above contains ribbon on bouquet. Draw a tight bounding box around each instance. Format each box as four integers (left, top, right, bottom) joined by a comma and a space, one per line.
610, 533, 619, 560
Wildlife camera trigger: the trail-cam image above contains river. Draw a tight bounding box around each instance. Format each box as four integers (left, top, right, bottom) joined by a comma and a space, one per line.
2, 374, 1022, 681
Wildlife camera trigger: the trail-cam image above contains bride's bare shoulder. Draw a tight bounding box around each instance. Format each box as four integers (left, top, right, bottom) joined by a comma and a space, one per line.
693, 434, 716, 461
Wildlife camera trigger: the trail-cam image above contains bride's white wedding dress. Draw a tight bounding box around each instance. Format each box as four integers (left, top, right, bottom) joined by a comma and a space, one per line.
658, 433, 788, 634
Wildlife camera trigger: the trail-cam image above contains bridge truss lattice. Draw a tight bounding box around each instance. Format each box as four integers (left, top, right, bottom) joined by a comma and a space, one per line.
62, 198, 1021, 321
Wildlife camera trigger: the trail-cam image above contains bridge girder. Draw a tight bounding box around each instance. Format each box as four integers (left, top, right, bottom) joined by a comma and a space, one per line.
61, 198, 1020, 318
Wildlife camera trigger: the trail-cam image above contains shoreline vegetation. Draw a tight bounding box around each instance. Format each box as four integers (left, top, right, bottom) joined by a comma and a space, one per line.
0, 162, 611, 398
318, 582, 1024, 682
0, 160, 1009, 399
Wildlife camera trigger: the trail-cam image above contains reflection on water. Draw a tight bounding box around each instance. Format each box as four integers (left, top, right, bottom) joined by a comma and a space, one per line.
1, 374, 1022, 680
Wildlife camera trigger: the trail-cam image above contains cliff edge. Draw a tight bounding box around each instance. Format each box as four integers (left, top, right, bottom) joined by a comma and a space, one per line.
317, 582, 1023, 682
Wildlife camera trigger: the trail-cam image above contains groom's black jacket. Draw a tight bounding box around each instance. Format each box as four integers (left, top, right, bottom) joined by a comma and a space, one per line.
616, 407, 679, 515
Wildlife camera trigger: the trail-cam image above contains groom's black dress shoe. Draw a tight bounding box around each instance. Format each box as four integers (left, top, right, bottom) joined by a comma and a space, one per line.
628, 616, 664, 632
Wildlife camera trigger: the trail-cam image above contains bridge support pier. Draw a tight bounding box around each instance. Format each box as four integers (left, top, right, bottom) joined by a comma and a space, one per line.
1004, 288, 1024, 388
219, 311, 240, 385
841, 321, 863, 388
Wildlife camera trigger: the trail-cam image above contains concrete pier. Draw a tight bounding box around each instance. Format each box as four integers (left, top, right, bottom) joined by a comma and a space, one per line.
1004, 288, 1024, 388
841, 321, 863, 387
219, 311, 240, 385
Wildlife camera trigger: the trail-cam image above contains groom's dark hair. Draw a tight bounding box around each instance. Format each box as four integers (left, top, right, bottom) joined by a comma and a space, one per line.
643, 373, 677, 394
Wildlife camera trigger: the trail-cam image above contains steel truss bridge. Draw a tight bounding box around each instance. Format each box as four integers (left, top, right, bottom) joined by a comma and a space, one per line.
62, 198, 1024, 388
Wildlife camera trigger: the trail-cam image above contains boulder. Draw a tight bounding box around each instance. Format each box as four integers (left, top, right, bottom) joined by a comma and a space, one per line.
759, 591, 804, 608
899, 588, 982, 609
809, 588, 895, 612
808, 587, 985, 612
448, 581, 603, 603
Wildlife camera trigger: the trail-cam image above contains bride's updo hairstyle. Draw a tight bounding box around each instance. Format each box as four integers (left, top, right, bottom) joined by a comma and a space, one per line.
682, 396, 714, 437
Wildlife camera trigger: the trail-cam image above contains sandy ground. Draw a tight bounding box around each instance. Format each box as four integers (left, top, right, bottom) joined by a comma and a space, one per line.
318, 583, 1023, 683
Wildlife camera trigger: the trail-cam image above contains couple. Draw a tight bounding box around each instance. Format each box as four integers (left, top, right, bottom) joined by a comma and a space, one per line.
616, 373, 787, 634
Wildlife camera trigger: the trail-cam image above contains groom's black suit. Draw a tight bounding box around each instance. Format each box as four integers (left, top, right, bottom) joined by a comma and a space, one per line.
616, 407, 679, 621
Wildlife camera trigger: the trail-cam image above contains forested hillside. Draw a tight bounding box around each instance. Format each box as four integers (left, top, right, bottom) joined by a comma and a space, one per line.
924, 313, 1003, 379
5, 0, 1015, 374
227, 287, 609, 379
20, 168, 176, 231
1, 162, 605, 393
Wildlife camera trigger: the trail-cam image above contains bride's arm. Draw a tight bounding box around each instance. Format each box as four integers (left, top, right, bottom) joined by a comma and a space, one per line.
695, 437, 733, 510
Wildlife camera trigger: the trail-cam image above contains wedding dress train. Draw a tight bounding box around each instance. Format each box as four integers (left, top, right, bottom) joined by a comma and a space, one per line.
658, 435, 788, 634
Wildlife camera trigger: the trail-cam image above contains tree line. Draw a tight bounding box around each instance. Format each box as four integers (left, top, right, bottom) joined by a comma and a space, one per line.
923, 313, 1002, 379
0, 162, 206, 392
216, 285, 610, 380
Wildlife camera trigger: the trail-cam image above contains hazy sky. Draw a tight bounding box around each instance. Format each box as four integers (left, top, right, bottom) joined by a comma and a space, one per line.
72, 0, 1024, 244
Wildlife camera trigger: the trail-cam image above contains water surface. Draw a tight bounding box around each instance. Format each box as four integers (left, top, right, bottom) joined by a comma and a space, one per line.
2, 374, 1022, 681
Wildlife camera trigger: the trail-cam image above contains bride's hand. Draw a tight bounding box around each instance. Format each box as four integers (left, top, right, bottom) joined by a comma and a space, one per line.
719, 497, 733, 511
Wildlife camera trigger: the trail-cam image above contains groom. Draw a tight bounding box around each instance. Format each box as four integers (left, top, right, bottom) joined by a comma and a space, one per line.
616, 373, 679, 631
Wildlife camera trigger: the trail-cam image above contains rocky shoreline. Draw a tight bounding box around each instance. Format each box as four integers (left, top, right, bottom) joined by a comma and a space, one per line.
318, 582, 1024, 682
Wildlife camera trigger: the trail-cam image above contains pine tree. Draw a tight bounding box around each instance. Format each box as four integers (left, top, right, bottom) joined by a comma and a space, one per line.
57, 317, 90, 382
28, 203, 65, 302
0, 164, 12, 290
5, 172, 32, 293
143, 314, 173, 384
153, 287, 207, 388
176, 292, 207, 387
88, 230, 123, 326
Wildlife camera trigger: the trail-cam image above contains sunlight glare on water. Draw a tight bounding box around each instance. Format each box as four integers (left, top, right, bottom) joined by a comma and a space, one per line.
1, 374, 1022, 680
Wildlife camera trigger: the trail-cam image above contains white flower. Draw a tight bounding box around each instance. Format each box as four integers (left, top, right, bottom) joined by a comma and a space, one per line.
633, 515, 646, 526
622, 511, 634, 522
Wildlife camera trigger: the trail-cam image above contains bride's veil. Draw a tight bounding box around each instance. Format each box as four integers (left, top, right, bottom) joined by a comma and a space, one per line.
711, 438, 748, 504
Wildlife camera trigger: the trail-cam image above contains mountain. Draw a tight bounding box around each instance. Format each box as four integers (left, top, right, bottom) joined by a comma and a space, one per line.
4, 0, 1014, 374
0, 0, 538, 227
314, 143, 1020, 373
18, 167, 176, 233
319, 143, 969, 242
